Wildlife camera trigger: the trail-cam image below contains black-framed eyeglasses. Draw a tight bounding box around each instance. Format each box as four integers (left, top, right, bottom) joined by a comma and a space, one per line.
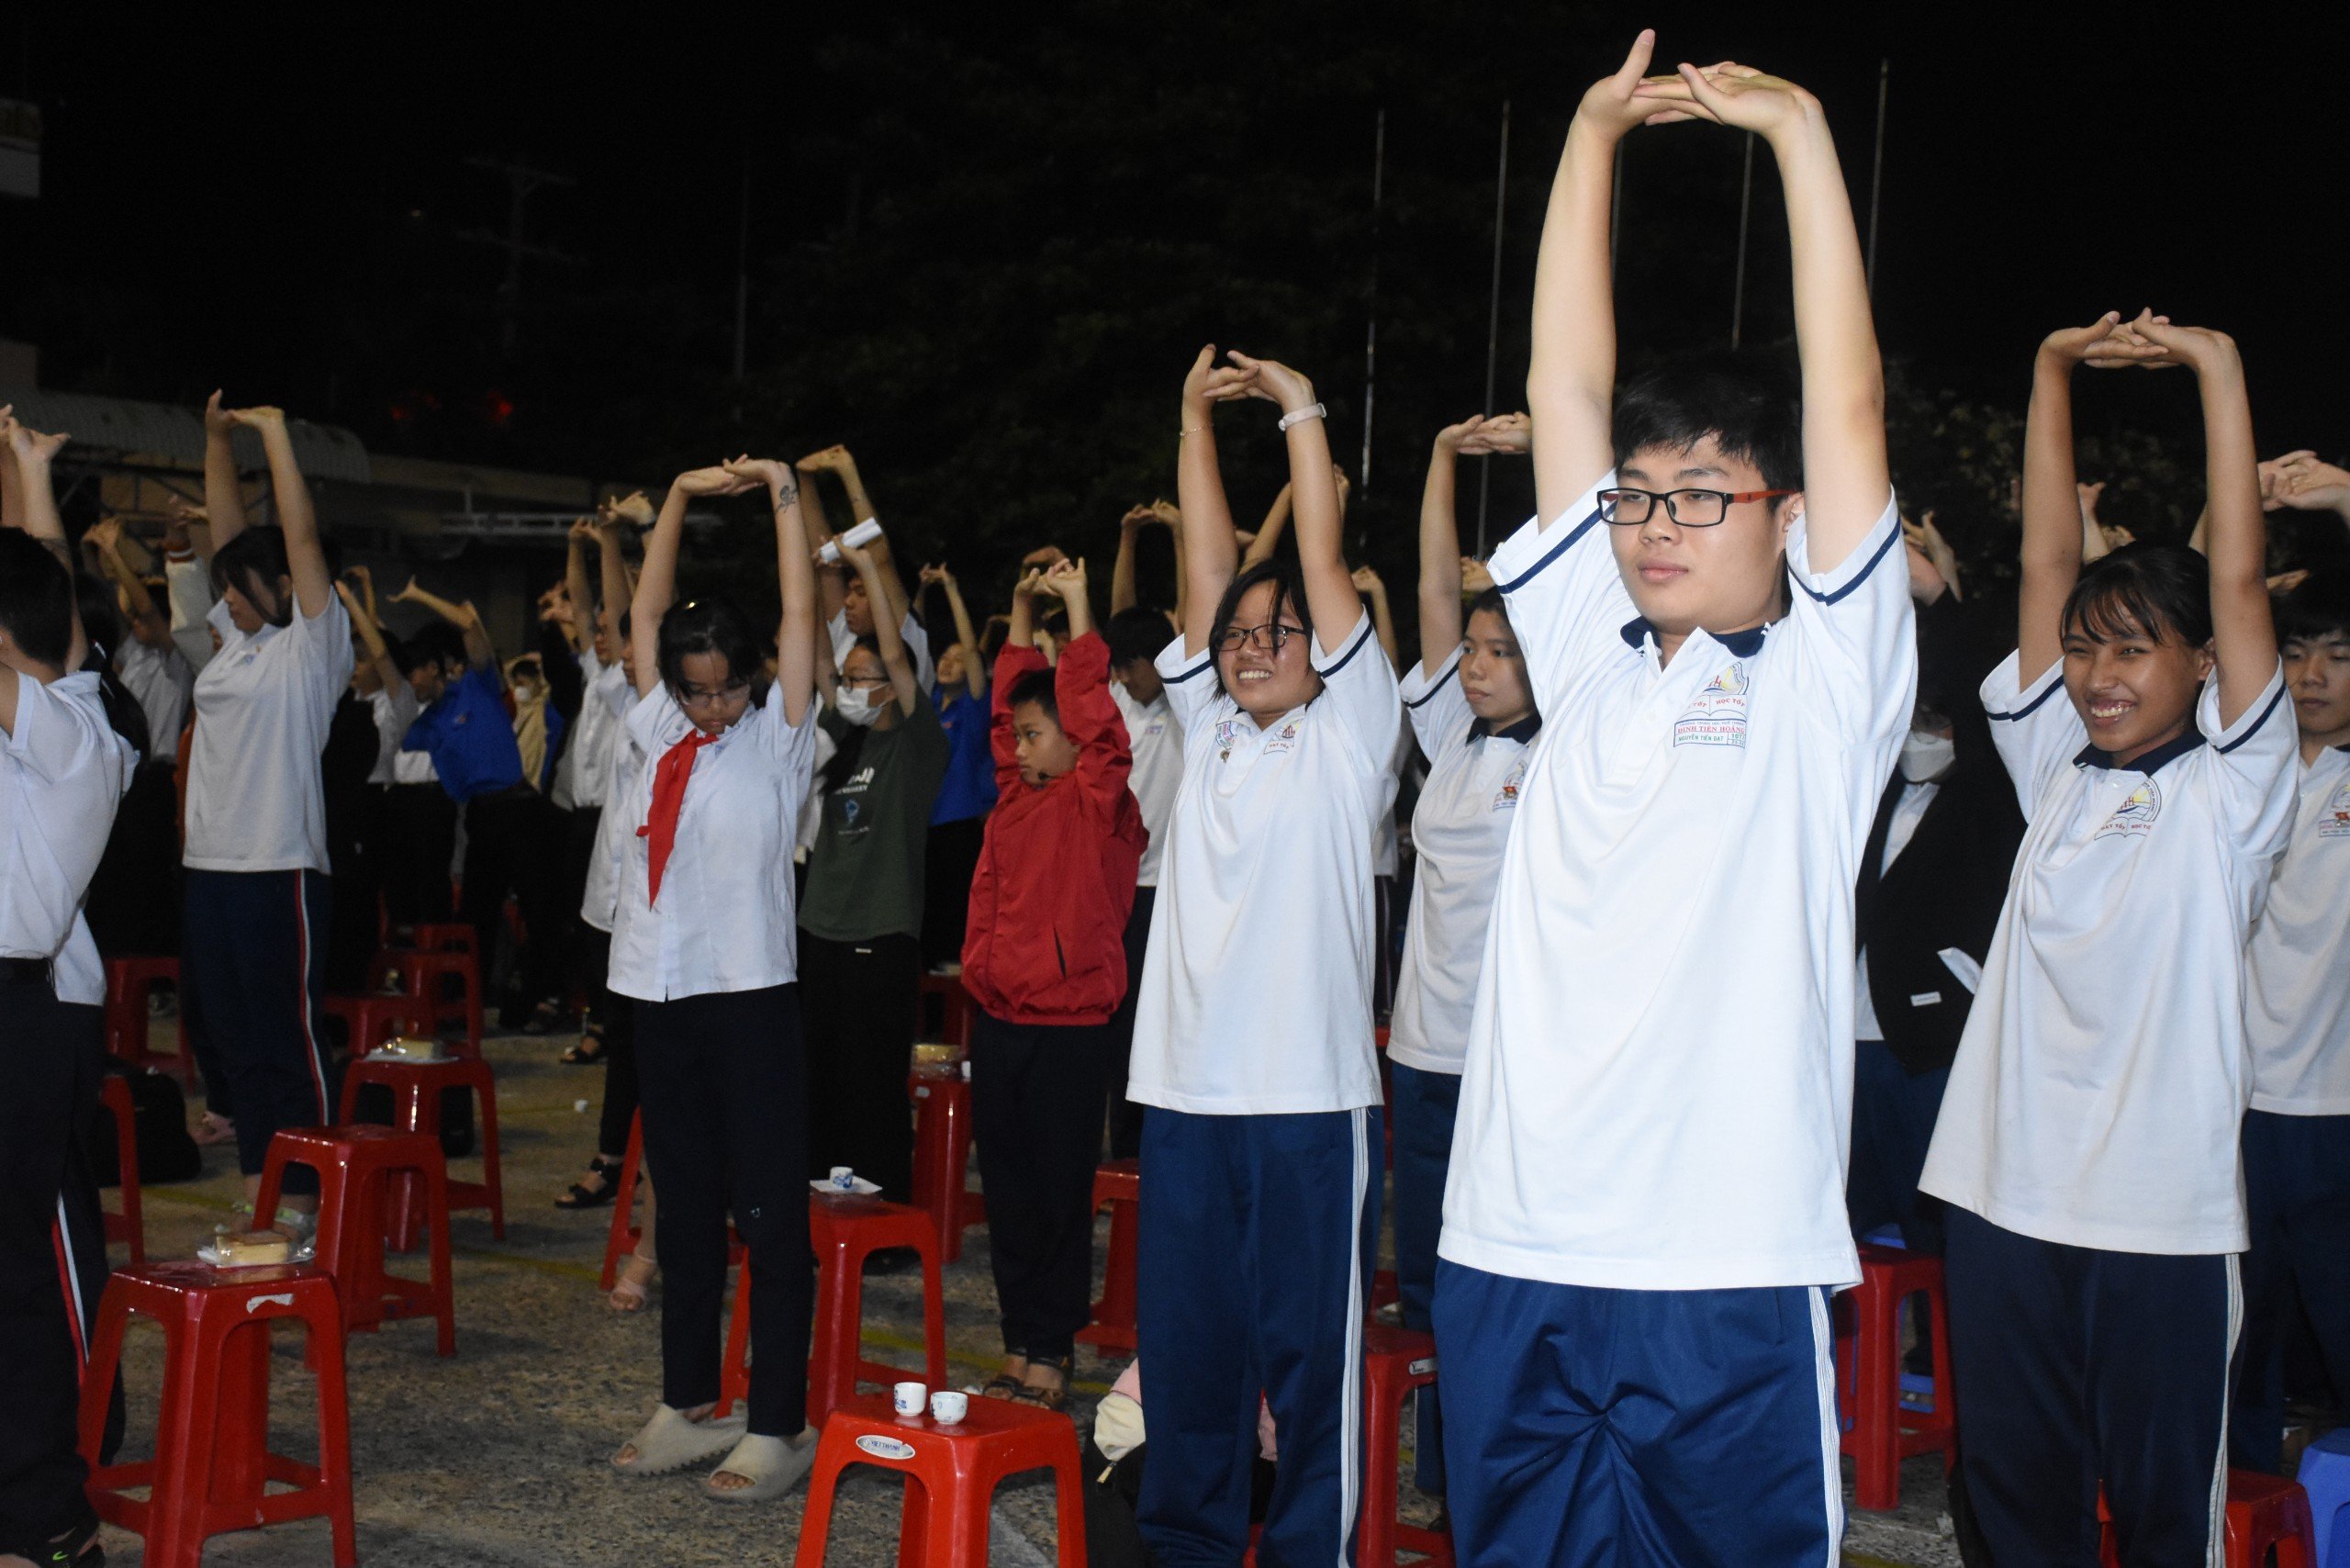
1215, 621, 1307, 654
1599, 487, 1796, 528
678, 678, 751, 709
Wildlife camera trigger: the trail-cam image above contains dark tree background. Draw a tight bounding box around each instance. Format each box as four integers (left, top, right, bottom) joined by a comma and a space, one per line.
6, 6, 2344, 634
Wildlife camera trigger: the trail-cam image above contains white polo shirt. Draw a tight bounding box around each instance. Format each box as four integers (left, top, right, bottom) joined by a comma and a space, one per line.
1442, 476, 1915, 1292
1920, 655, 2296, 1254
579, 678, 650, 936
554, 650, 631, 812
1372, 722, 1408, 879
116, 637, 191, 752
1389, 652, 1535, 1076
184, 593, 353, 874
3, 674, 135, 998
1127, 610, 1402, 1114
829, 607, 934, 697
1111, 682, 1184, 889
606, 686, 818, 1002
365, 682, 420, 786
2246, 745, 2350, 1114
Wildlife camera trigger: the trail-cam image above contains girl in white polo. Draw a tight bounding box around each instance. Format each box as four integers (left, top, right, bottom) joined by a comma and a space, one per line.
1920, 313, 2296, 1565
1128, 347, 1400, 1568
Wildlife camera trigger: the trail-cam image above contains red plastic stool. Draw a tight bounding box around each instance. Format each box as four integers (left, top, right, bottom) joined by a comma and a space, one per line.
794, 1393, 1086, 1568
324, 991, 431, 1058
599, 1110, 739, 1292
718, 1192, 948, 1424
1077, 1159, 1139, 1355
1360, 1323, 1452, 1568
80, 1260, 355, 1568
2098, 1473, 2317, 1566
408, 922, 477, 956
339, 1053, 505, 1245
909, 1068, 986, 1264
99, 1074, 144, 1264
371, 946, 484, 1055
257, 1126, 456, 1355
918, 969, 976, 1047
104, 955, 194, 1086
1835, 1242, 1955, 1510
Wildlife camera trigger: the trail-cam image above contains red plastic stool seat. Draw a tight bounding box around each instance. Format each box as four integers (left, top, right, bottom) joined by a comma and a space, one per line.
1360, 1323, 1453, 1568
917, 969, 977, 1047
908, 1067, 986, 1263
98, 1075, 144, 1264
719, 1192, 947, 1425
324, 991, 431, 1058
370, 946, 484, 1055
1835, 1242, 1955, 1510
1078, 1159, 1139, 1354
407, 922, 477, 956
339, 1053, 505, 1245
104, 955, 194, 1086
794, 1393, 1085, 1568
2098, 1472, 2317, 1566
257, 1126, 456, 1355
81, 1260, 355, 1568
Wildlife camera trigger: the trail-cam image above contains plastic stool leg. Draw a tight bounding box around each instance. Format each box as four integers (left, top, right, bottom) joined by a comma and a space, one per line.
1051, 1450, 1088, 1567
476, 1072, 505, 1239
308, 1298, 359, 1566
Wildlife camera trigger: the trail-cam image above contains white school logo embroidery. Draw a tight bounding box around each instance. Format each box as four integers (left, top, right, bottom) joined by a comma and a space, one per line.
1214, 716, 1251, 761
2094, 778, 2162, 839
1262, 718, 1302, 756
1493, 756, 1528, 811
2320, 778, 2350, 841
1673, 662, 1751, 748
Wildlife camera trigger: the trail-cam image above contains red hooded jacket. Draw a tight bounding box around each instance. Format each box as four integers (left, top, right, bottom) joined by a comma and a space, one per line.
960, 632, 1147, 1025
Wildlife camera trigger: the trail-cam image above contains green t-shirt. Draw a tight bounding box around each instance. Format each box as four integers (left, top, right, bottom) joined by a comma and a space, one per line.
801, 689, 952, 943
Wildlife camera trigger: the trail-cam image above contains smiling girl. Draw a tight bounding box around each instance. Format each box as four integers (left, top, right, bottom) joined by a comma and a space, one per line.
1127, 347, 1402, 1565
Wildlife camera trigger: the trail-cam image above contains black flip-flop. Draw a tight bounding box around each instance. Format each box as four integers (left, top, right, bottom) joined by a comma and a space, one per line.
555, 1155, 625, 1210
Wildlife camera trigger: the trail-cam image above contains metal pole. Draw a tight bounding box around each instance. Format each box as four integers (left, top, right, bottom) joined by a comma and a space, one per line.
1361, 108, 1385, 497
1730, 131, 1754, 350
1476, 100, 1511, 554
1865, 58, 1888, 297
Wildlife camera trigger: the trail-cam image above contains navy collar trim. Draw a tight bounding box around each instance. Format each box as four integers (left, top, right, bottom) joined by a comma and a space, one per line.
1470, 713, 1542, 745
2074, 730, 2206, 775
1618, 618, 1767, 659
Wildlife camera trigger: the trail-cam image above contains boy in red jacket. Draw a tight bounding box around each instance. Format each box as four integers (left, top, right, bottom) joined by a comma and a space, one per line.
963, 554, 1147, 1408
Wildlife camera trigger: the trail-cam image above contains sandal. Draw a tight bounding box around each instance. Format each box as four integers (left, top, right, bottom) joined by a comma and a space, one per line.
611, 1404, 745, 1476
192, 1111, 236, 1147
522, 999, 570, 1036
980, 1353, 1029, 1402
1014, 1355, 1073, 1413
558, 1025, 605, 1066
701, 1429, 821, 1504
610, 1251, 658, 1314
555, 1155, 624, 1209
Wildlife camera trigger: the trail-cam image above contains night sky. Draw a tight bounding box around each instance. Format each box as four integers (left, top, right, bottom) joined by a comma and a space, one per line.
3, 6, 2341, 581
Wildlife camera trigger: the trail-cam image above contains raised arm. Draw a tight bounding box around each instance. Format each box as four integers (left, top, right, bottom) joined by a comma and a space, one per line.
805, 445, 912, 629
1174, 345, 1258, 654
1243, 484, 1293, 569
0, 406, 20, 532
2133, 316, 2276, 725
227, 405, 331, 619
922, 563, 986, 698
562, 520, 597, 655
395, 577, 498, 670
1528, 32, 1657, 522
1418, 413, 1530, 676
722, 456, 819, 725
1353, 566, 1400, 672
88, 518, 164, 631
790, 456, 849, 624
1112, 507, 1150, 617
2, 416, 85, 675
1228, 353, 1360, 644
337, 579, 403, 695
838, 539, 919, 715
1044, 559, 1134, 805
201, 391, 251, 546
630, 466, 754, 698
161, 502, 216, 670
593, 510, 631, 655
2267, 452, 2350, 534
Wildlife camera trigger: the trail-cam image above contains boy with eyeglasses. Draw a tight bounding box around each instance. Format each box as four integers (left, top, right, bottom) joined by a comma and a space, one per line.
1432, 35, 1916, 1564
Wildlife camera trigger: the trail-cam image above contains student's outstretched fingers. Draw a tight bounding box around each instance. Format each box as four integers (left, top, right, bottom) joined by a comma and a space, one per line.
1575, 29, 1665, 137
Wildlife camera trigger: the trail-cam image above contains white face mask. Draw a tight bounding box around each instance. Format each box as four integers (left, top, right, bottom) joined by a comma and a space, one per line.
1900, 728, 1956, 783
834, 685, 884, 727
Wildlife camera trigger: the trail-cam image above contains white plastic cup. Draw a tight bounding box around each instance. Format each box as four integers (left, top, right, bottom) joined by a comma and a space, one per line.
929, 1390, 968, 1424
829, 1166, 856, 1191
893, 1381, 928, 1417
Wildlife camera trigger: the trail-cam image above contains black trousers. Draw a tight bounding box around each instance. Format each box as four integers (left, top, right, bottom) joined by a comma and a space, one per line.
560, 806, 603, 1008
183, 868, 335, 1192
970, 1011, 1111, 1361
799, 931, 919, 1203
458, 789, 564, 1010
1101, 886, 1154, 1161
1944, 1205, 2234, 1568
584, 929, 641, 1159
920, 815, 988, 969
380, 782, 456, 925
634, 983, 811, 1437
0, 975, 111, 1544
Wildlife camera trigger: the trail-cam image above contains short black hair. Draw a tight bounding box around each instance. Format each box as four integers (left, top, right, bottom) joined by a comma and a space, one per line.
74, 572, 125, 671
210, 526, 295, 628
656, 596, 767, 706
0, 532, 75, 666
1612, 352, 1802, 494
1008, 666, 1059, 725
2276, 564, 2350, 647
2062, 543, 2212, 649
1465, 586, 1510, 627
1106, 606, 1177, 669
397, 621, 468, 677
1207, 559, 1314, 698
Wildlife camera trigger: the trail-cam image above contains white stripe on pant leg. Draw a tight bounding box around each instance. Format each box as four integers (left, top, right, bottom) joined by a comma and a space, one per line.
1809, 1286, 1846, 1567
1337, 1106, 1368, 1568
2205, 1255, 2242, 1568
293, 870, 330, 1120
55, 1199, 90, 1361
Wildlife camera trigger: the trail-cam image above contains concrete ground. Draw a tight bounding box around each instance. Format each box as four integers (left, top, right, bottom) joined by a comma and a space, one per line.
90, 1026, 1965, 1567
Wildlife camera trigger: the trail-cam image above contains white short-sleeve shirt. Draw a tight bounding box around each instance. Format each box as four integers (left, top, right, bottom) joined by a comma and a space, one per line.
829, 607, 934, 698
1127, 610, 1403, 1114
1920, 655, 2297, 1254
3, 674, 135, 998
605, 687, 819, 1002
579, 679, 650, 936
554, 650, 631, 812
184, 592, 354, 874
2246, 745, 2350, 1114
1388, 652, 1535, 1076
1442, 476, 1916, 1292
116, 638, 191, 754
1111, 682, 1184, 889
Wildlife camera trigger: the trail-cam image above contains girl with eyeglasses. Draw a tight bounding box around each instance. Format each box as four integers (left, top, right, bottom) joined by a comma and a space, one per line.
799, 532, 949, 1206
1126, 346, 1402, 1565
607, 455, 823, 1503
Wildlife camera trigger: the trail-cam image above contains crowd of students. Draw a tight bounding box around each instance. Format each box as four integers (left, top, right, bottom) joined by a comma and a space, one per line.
6, 30, 2350, 1568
